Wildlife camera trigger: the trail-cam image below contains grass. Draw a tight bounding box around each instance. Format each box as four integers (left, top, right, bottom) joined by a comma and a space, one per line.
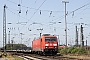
7, 54, 23, 60
0, 52, 23, 60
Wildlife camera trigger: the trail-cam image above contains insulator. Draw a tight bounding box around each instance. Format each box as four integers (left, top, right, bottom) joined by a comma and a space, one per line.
19, 10, 21, 13
18, 4, 21, 6
50, 11, 52, 15
66, 11, 68, 15
72, 11, 74, 16
58, 22, 61, 23
40, 10, 41, 15
26, 10, 28, 15
29, 30, 31, 31
26, 7, 28, 15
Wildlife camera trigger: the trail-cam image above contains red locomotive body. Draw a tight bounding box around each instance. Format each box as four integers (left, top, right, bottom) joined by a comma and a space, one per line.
32, 34, 58, 55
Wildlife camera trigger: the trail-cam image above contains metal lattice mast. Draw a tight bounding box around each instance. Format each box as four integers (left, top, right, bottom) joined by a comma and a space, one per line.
3, 5, 6, 52
80, 25, 84, 47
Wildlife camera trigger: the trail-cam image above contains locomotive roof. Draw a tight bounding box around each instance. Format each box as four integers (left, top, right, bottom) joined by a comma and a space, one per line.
42, 34, 56, 36
33, 34, 57, 41
42, 34, 50, 36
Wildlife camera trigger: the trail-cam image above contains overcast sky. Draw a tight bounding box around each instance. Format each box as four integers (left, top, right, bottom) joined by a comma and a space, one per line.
0, 0, 90, 47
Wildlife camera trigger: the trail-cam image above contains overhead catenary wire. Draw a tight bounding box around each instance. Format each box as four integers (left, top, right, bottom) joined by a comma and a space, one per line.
9, 0, 87, 23
7, 8, 33, 23
6, 0, 63, 12
55, 1, 90, 22
6, 0, 90, 22
6, 0, 64, 24
68, 2, 90, 17
16, 0, 45, 32
16, 0, 47, 40
6, 0, 55, 35
7, 5, 63, 30
19, 0, 46, 29
6, 0, 90, 28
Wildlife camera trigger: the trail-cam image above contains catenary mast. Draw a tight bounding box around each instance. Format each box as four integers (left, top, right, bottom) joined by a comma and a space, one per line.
3, 5, 7, 52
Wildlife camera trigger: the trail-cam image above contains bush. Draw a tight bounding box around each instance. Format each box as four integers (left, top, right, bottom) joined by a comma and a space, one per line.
77, 48, 87, 54
71, 48, 78, 54
59, 48, 67, 54
67, 47, 75, 53
59, 47, 87, 55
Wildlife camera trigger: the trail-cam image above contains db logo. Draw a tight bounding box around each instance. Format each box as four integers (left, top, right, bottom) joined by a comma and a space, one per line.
50, 44, 52, 46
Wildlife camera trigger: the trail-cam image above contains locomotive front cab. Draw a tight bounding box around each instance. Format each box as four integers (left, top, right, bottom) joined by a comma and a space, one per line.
44, 37, 58, 55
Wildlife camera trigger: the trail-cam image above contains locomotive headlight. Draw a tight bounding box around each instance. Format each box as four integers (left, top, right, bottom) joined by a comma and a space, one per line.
45, 44, 48, 46
53, 44, 57, 46
54, 47, 57, 48
45, 47, 48, 48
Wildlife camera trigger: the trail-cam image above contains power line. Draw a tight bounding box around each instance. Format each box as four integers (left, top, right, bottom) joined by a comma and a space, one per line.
6, 0, 64, 24
7, 8, 33, 23
21, 0, 46, 39
6, 0, 63, 12
67, 2, 90, 16
19, 0, 46, 31
6, 0, 64, 25
54, 1, 90, 22
7, 0, 47, 41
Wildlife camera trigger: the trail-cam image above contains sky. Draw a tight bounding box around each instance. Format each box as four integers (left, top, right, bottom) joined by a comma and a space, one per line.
0, 0, 90, 47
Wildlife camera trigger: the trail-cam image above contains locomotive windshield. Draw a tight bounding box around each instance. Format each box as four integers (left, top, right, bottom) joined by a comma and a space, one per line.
45, 38, 56, 41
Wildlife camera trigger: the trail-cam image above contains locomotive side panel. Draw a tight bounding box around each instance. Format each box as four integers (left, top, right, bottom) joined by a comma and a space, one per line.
41, 36, 45, 51
32, 39, 41, 51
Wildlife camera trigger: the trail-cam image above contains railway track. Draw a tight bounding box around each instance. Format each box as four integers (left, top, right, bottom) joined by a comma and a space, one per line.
7, 51, 90, 60
12, 52, 90, 60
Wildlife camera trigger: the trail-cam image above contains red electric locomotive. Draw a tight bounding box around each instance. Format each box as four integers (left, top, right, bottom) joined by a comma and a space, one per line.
32, 34, 58, 55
